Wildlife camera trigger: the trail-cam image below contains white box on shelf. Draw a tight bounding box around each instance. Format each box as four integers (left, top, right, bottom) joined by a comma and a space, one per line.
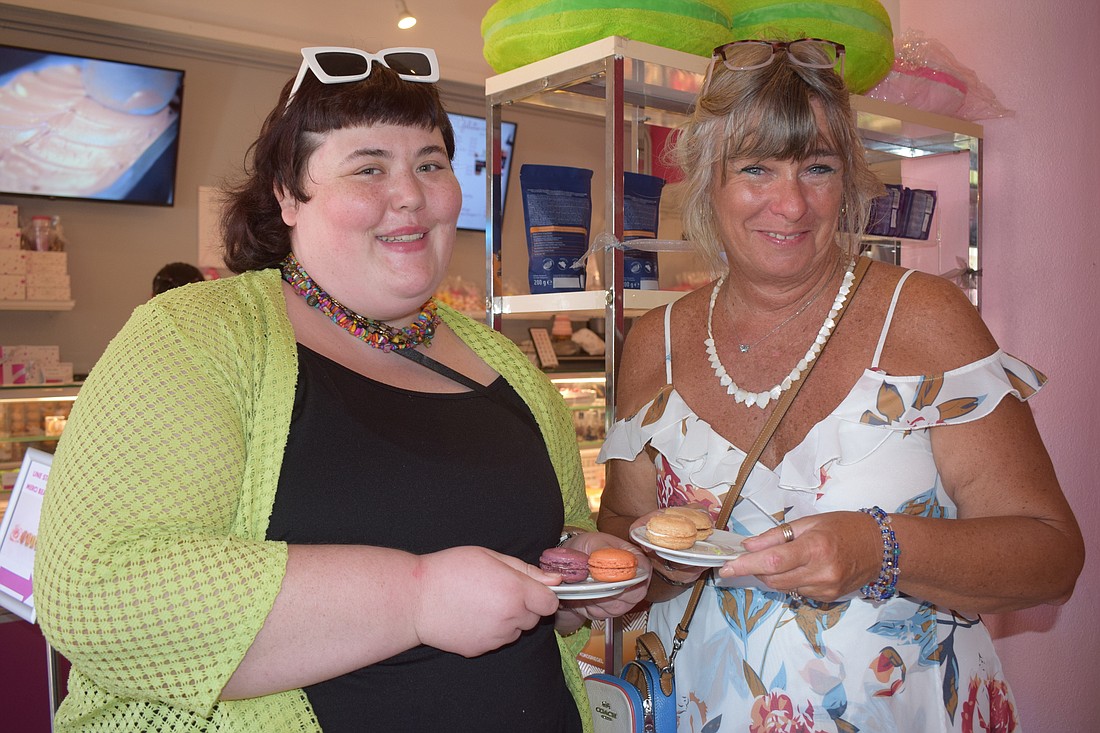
0, 228, 21, 250
0, 205, 18, 229
0, 345, 60, 365
41, 362, 74, 384
0, 274, 26, 300
25, 285, 71, 301
0, 250, 27, 276
26, 271, 70, 288
25, 251, 67, 274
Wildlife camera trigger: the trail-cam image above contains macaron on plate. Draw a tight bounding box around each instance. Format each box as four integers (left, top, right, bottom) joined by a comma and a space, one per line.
630, 526, 749, 567
540, 546, 648, 599
549, 569, 649, 600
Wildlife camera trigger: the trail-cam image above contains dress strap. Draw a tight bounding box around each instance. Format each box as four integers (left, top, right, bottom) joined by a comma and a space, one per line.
663, 301, 674, 384
871, 269, 916, 368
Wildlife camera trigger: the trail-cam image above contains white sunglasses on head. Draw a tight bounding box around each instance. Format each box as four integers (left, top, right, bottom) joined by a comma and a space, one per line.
285, 46, 440, 108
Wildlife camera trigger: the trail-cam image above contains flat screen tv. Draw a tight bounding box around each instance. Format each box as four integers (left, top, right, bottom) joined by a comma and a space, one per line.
447, 112, 516, 232
0, 44, 185, 207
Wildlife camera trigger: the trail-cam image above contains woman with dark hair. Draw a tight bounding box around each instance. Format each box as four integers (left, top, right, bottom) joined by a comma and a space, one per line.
151, 261, 205, 295
36, 48, 646, 732
597, 38, 1083, 731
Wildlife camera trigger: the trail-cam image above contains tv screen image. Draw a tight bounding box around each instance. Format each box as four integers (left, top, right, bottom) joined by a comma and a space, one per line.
447, 112, 516, 232
0, 45, 184, 206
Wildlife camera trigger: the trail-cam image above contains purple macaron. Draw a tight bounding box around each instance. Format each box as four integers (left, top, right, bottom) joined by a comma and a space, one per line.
539, 547, 590, 583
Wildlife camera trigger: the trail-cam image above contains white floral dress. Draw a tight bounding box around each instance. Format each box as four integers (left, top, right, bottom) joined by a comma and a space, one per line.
599, 272, 1045, 733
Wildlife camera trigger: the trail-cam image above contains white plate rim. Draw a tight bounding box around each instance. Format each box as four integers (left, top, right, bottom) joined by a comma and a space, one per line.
549, 567, 649, 599
629, 526, 749, 567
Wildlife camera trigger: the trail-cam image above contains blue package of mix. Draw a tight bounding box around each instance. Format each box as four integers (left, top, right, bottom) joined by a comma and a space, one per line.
622, 172, 665, 290
520, 164, 593, 294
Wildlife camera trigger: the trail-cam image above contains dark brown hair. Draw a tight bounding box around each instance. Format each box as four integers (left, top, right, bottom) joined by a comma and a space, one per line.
220, 63, 455, 273
152, 262, 204, 295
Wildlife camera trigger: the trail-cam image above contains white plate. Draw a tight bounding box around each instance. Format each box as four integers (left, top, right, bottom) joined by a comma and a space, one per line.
630, 526, 749, 567
550, 568, 649, 600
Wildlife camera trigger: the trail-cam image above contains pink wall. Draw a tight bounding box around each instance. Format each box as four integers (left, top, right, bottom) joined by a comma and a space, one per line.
897, 0, 1100, 729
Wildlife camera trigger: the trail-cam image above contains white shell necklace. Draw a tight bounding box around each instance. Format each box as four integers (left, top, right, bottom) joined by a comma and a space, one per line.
705, 260, 856, 409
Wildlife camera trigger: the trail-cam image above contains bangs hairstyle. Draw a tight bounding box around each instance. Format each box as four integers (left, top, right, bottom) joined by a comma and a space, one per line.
220, 64, 455, 273
670, 42, 883, 274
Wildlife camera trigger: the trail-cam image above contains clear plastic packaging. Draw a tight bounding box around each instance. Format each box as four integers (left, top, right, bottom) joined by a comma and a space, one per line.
866, 29, 1013, 121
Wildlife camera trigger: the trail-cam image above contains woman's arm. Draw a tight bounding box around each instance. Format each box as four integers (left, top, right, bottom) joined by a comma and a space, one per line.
596, 306, 708, 601
899, 395, 1082, 610
720, 273, 1084, 612
723, 395, 1083, 613
223, 544, 560, 698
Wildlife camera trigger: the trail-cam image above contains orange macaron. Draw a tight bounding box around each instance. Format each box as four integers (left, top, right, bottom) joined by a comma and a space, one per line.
587, 548, 639, 582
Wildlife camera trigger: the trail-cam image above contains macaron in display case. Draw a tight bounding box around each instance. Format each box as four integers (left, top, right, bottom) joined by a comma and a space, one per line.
550, 374, 606, 513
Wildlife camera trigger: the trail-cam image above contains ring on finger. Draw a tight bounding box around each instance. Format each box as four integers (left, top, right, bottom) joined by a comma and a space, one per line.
780, 523, 795, 543
662, 559, 677, 572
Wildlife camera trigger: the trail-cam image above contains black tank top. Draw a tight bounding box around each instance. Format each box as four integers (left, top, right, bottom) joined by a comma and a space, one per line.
267, 345, 581, 733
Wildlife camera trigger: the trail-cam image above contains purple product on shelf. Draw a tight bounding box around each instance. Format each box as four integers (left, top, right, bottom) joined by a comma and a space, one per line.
899, 188, 938, 240
867, 183, 903, 236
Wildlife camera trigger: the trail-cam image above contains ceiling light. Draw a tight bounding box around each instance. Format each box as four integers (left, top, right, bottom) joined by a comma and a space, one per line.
396, 0, 417, 29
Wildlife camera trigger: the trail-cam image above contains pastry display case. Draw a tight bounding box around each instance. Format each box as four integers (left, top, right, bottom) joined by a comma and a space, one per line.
0, 384, 79, 513
551, 374, 607, 514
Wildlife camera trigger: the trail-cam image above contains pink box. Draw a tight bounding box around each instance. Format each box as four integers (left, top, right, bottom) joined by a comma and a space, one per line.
0, 363, 30, 385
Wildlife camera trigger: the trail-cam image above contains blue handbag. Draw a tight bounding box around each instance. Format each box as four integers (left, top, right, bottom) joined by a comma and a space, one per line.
585, 650, 676, 732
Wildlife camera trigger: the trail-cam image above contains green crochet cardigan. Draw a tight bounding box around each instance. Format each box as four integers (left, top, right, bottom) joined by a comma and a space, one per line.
35, 268, 596, 732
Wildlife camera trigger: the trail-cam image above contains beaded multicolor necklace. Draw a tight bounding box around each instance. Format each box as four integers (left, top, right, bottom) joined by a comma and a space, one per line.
280, 252, 439, 352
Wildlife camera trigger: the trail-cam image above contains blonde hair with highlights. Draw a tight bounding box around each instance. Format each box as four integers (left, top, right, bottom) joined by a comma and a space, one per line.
669, 40, 884, 274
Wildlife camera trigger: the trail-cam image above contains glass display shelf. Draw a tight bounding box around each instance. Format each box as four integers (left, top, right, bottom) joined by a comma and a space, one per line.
0, 384, 81, 402
0, 300, 74, 311
0, 383, 79, 474
499, 288, 685, 319
487, 36, 982, 166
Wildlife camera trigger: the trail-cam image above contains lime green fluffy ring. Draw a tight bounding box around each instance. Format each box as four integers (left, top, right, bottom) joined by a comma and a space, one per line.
481, 0, 732, 73
481, 0, 894, 94
728, 0, 894, 93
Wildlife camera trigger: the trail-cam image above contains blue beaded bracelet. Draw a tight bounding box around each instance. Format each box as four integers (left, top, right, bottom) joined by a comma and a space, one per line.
859, 506, 901, 601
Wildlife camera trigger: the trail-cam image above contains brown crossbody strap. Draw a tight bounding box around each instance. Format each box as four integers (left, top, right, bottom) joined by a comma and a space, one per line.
666, 254, 872, 660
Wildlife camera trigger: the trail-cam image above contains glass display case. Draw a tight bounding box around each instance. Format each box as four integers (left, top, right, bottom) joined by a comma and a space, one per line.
0, 384, 79, 512
551, 374, 606, 514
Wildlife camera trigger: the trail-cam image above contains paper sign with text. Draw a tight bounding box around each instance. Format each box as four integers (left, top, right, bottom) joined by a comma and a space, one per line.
0, 447, 53, 623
